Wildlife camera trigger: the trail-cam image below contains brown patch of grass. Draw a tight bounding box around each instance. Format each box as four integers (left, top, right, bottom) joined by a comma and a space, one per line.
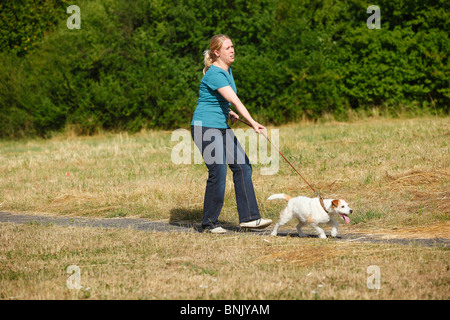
348, 221, 450, 240
258, 243, 348, 267
385, 169, 450, 216
386, 169, 449, 186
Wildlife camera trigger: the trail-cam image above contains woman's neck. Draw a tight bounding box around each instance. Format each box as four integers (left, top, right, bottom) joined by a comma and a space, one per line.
213, 60, 230, 72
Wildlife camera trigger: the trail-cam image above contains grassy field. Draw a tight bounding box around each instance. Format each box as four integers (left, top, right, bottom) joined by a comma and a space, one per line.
0, 117, 449, 299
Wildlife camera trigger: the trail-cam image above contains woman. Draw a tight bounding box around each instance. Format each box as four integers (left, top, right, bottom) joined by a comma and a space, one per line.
191, 34, 272, 234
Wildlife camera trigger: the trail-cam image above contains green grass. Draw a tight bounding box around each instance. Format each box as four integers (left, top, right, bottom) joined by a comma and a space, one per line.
352, 209, 387, 224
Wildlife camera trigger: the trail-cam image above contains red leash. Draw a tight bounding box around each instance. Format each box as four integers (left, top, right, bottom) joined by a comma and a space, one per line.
235, 118, 320, 196
234, 118, 329, 212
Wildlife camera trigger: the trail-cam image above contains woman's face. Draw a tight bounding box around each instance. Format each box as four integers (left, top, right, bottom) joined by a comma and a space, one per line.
215, 38, 235, 66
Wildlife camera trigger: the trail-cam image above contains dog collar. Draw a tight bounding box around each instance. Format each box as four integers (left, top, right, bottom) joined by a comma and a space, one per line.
319, 197, 331, 214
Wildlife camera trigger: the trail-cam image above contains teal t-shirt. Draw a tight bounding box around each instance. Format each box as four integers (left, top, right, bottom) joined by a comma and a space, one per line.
191, 65, 237, 129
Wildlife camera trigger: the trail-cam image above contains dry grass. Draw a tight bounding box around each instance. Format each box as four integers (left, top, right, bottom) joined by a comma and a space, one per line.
0, 223, 448, 300
347, 221, 450, 240
0, 117, 449, 299
0, 117, 448, 227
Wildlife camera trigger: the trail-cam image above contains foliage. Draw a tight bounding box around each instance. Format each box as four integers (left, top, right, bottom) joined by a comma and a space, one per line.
0, 0, 448, 138
0, 0, 67, 56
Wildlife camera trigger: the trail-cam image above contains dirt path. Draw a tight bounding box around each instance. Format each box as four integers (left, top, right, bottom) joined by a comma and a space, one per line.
1, 211, 448, 248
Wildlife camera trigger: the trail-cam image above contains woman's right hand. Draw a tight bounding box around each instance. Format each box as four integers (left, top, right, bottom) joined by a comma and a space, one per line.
251, 120, 266, 134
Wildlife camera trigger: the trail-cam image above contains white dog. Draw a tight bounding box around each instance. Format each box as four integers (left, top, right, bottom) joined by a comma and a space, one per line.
268, 194, 353, 239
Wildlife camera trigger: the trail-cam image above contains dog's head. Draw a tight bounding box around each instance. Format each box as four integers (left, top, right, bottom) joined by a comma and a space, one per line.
331, 199, 353, 224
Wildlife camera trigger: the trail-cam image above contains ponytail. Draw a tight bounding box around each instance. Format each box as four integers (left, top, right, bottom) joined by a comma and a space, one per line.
203, 50, 215, 75
202, 34, 230, 75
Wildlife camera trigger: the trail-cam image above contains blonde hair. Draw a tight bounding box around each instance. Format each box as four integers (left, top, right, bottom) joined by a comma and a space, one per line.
203, 34, 230, 74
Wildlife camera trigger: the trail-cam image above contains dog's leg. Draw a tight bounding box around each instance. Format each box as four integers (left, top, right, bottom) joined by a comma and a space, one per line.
296, 220, 307, 237
329, 218, 338, 237
311, 224, 327, 239
270, 223, 280, 236
270, 207, 291, 237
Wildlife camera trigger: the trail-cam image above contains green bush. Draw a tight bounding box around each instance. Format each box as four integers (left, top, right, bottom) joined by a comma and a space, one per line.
0, 0, 448, 138
0, 0, 67, 57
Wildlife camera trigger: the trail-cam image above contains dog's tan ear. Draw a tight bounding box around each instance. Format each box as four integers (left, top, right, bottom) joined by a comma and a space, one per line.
332, 199, 340, 208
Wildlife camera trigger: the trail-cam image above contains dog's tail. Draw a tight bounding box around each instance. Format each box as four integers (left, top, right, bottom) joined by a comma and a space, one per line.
267, 193, 292, 202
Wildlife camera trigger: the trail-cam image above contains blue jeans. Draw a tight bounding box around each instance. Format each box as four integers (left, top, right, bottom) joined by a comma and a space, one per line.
191, 126, 261, 229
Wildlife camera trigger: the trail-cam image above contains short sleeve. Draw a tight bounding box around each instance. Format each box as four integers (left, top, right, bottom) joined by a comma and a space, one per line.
204, 69, 230, 91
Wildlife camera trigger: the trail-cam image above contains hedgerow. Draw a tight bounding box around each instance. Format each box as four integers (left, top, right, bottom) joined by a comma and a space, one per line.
0, 0, 448, 137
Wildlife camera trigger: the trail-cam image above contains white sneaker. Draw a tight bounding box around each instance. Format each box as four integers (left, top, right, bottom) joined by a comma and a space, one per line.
205, 226, 227, 234
240, 218, 272, 229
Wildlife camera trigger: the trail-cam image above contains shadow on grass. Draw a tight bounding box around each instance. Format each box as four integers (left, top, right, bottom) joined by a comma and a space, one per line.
168, 208, 203, 232
168, 208, 342, 237
168, 207, 269, 234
